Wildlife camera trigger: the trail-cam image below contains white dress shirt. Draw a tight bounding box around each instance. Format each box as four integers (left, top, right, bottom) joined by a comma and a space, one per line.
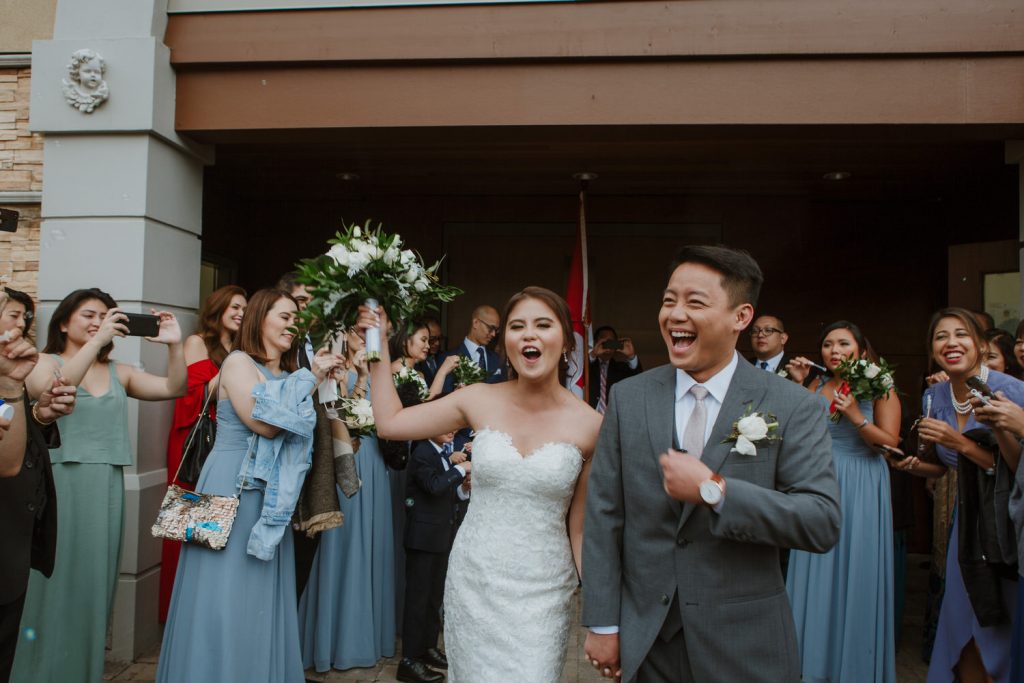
755, 350, 785, 374
673, 351, 740, 450
430, 439, 470, 501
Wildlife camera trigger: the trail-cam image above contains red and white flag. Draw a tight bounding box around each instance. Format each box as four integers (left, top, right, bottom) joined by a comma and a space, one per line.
565, 188, 590, 399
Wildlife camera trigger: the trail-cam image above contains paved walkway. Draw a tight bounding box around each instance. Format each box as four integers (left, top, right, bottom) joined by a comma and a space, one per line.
106, 556, 932, 682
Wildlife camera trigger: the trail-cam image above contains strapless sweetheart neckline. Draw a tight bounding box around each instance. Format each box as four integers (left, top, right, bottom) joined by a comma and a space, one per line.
475, 427, 582, 461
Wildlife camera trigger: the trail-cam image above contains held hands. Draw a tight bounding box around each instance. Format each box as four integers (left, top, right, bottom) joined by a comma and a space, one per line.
35, 374, 77, 423
971, 392, 1024, 439
658, 448, 712, 504
584, 631, 622, 681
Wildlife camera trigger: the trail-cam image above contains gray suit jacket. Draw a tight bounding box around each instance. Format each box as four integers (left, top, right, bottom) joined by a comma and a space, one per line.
582, 358, 840, 683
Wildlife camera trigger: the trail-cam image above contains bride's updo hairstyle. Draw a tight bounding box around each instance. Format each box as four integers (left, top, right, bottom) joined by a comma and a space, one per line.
499, 286, 576, 385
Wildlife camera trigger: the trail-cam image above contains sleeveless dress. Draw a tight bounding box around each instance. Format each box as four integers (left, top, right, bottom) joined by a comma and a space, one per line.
444, 428, 582, 683
157, 360, 305, 683
786, 383, 896, 683
160, 357, 219, 622
298, 373, 397, 671
11, 360, 132, 683
925, 372, 1022, 683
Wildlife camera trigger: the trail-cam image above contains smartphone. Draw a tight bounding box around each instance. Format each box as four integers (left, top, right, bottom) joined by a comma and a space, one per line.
879, 444, 909, 461
123, 312, 160, 337
965, 375, 995, 400
602, 339, 624, 351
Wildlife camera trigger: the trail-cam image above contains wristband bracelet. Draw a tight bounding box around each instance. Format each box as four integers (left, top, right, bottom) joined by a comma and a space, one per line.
31, 402, 56, 426
856, 418, 869, 430
0, 392, 25, 404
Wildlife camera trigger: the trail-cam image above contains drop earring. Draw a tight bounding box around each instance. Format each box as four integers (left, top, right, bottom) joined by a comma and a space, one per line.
562, 351, 569, 364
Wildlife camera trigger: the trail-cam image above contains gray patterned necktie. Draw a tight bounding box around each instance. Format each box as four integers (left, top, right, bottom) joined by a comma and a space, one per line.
682, 385, 710, 458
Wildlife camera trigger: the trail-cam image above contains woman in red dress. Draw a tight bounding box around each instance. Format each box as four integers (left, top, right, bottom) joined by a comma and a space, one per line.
158, 285, 247, 622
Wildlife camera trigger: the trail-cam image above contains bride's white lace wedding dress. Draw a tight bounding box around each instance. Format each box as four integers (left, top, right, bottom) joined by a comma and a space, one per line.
444, 428, 583, 683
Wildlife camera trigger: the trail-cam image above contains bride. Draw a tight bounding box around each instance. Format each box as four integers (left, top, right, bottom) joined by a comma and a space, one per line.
359, 286, 602, 682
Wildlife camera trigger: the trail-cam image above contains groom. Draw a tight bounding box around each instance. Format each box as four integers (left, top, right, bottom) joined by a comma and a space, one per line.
582, 245, 840, 682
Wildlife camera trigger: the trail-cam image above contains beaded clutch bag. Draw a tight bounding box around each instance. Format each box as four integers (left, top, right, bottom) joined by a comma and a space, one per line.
151, 486, 239, 550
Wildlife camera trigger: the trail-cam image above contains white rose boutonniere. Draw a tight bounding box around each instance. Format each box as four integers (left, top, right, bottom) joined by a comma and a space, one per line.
776, 368, 789, 379
722, 406, 781, 456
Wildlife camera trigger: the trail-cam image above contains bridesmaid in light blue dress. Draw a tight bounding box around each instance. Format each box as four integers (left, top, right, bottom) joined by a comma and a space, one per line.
298, 366, 396, 672
786, 321, 900, 683
158, 289, 329, 683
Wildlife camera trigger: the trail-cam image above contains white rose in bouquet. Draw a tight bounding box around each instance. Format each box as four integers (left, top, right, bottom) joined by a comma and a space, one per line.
328, 244, 351, 267
864, 363, 881, 379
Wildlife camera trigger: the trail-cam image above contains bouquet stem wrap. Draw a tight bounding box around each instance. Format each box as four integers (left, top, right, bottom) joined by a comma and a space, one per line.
364, 298, 381, 362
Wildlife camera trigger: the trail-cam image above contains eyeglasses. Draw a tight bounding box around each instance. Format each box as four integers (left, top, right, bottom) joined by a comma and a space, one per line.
476, 319, 500, 335
428, 336, 441, 343
750, 327, 783, 337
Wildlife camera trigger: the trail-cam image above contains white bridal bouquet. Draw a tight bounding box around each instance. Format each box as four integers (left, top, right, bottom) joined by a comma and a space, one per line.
337, 397, 376, 437
294, 221, 462, 360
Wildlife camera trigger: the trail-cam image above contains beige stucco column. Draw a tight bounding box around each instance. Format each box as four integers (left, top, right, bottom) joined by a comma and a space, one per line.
29, 0, 210, 662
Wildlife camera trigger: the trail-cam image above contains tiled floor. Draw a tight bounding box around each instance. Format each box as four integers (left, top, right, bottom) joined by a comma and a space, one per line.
106, 556, 932, 682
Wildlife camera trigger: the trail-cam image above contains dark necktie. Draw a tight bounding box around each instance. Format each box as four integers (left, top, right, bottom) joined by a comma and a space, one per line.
759, 361, 769, 371
442, 442, 454, 468
298, 337, 312, 370
477, 347, 487, 373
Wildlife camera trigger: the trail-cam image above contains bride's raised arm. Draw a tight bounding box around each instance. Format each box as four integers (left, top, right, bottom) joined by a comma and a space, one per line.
359, 306, 474, 440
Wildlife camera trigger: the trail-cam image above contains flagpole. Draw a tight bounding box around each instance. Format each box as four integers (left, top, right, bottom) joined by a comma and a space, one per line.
573, 171, 596, 404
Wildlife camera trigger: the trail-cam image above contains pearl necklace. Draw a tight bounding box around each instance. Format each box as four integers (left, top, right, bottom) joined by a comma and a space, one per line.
950, 365, 989, 415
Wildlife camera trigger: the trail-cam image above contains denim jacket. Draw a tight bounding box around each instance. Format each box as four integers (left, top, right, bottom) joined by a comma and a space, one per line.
237, 367, 317, 560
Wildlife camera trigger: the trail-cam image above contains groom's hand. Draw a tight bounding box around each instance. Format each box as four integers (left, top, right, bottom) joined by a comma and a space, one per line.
584, 631, 621, 680
659, 449, 712, 503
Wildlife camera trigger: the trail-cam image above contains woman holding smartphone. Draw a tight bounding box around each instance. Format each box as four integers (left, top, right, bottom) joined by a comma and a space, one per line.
11, 288, 186, 683
890, 308, 1023, 683
785, 321, 901, 683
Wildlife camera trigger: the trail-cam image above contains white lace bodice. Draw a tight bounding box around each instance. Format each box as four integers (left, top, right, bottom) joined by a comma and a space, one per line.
444, 428, 584, 683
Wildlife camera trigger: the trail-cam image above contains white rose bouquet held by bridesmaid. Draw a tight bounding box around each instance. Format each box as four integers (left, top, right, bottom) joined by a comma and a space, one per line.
828, 356, 896, 423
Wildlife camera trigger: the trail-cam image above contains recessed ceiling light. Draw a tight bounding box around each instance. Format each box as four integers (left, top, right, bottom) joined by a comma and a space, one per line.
572, 172, 598, 181
822, 171, 852, 181
336, 172, 360, 181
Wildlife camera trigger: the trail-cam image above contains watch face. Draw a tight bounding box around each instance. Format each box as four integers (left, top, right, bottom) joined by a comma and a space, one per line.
699, 480, 723, 505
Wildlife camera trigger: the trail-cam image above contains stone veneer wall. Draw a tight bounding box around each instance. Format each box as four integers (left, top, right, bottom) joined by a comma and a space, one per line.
0, 65, 43, 298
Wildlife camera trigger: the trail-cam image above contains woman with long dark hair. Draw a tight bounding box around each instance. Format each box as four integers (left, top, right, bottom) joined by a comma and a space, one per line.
158, 285, 247, 622
785, 321, 901, 683
890, 308, 1022, 683
158, 288, 338, 683
12, 288, 186, 683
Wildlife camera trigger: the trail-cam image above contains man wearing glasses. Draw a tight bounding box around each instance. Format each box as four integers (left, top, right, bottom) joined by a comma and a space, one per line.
442, 305, 506, 393
749, 315, 794, 379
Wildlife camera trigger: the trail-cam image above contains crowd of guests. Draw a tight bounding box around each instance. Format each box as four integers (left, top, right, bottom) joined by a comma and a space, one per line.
2, 275, 1024, 683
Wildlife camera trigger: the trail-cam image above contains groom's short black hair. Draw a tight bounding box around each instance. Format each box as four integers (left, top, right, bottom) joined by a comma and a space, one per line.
669, 245, 763, 308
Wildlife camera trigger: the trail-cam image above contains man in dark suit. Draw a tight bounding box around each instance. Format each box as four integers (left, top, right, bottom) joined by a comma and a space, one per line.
589, 326, 642, 414
441, 305, 506, 393
398, 432, 470, 683
416, 317, 444, 386
748, 314, 792, 376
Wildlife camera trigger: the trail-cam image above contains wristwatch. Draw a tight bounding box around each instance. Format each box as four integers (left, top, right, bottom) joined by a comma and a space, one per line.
698, 473, 726, 506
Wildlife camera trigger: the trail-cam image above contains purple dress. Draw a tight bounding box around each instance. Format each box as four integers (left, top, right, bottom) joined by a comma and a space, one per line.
925, 370, 1022, 683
